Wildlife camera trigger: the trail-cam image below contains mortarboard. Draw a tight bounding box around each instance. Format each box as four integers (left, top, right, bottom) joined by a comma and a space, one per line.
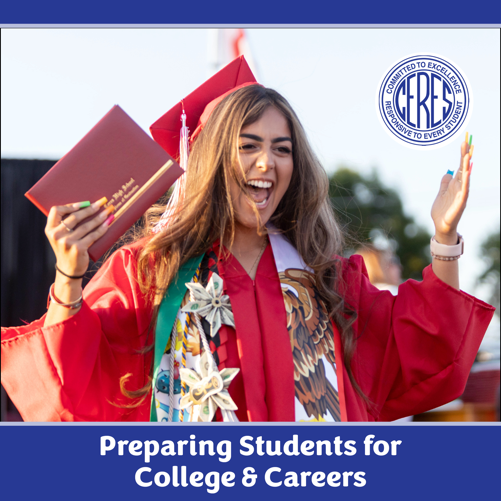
150, 55, 258, 159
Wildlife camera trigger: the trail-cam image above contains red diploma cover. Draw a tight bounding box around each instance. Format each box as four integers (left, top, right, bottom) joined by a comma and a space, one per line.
25, 105, 183, 261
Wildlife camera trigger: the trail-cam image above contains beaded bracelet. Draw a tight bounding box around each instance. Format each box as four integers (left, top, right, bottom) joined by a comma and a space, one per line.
430, 253, 461, 261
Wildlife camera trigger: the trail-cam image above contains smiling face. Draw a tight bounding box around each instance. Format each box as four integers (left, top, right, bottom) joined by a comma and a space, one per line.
230, 106, 294, 230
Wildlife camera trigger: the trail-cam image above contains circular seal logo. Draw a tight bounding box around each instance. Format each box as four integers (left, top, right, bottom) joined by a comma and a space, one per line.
377, 54, 472, 149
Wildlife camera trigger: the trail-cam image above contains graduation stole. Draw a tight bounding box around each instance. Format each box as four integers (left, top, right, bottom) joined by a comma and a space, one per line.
268, 230, 344, 422
149, 254, 203, 422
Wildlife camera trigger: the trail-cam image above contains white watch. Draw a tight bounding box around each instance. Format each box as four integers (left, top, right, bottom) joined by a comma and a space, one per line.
430, 234, 464, 260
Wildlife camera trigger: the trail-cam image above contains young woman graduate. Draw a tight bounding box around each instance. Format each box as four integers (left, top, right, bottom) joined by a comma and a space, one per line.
1, 56, 495, 422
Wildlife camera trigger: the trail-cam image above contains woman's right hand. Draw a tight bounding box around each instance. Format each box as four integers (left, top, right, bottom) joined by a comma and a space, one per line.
43, 198, 114, 327
45, 198, 114, 278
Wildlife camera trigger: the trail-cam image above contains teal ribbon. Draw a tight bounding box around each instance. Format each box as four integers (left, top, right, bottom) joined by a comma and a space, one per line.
149, 255, 204, 422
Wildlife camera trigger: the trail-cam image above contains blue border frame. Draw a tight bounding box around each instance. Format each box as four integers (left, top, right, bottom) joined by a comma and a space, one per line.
1, 423, 500, 499
0, 0, 500, 24
1, 3, 499, 500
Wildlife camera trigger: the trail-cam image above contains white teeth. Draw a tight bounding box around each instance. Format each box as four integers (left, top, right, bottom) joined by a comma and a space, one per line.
247, 180, 272, 189
255, 198, 268, 207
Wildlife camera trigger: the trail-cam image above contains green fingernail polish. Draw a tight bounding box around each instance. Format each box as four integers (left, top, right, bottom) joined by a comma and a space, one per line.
469, 134, 472, 145
79, 201, 91, 208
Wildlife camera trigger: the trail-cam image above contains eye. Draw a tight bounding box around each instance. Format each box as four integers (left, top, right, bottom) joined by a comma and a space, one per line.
275, 146, 292, 154
239, 143, 256, 151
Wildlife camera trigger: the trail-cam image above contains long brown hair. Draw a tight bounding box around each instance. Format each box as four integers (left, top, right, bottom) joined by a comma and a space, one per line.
120, 85, 366, 407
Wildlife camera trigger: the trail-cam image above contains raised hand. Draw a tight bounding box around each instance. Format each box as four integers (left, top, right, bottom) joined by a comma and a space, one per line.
431, 133, 473, 244
45, 198, 114, 278
43, 197, 114, 326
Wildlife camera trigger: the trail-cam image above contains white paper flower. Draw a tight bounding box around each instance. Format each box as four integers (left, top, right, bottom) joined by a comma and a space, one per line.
178, 352, 239, 422
181, 273, 234, 337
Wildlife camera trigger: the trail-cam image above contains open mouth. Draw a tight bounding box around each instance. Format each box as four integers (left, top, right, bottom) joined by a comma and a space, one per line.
246, 179, 273, 208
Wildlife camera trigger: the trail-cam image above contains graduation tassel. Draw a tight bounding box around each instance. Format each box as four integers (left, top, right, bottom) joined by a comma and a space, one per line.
179, 104, 190, 170
153, 102, 190, 233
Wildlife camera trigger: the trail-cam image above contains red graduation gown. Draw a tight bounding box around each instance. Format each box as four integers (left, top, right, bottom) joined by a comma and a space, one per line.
1, 241, 495, 422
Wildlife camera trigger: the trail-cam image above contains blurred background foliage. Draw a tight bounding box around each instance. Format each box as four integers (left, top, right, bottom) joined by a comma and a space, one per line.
328, 167, 432, 280
477, 229, 500, 316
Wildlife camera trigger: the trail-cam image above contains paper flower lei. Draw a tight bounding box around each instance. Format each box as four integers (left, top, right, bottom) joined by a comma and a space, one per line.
179, 272, 239, 422
178, 351, 239, 422
181, 273, 235, 337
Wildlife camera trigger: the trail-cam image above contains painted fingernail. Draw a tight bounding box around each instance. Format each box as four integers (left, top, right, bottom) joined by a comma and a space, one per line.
469, 134, 473, 145
94, 196, 108, 208
79, 201, 91, 208
469, 162, 473, 173
447, 170, 454, 175
469, 144, 474, 158
104, 205, 115, 216
465, 131, 469, 143
104, 214, 115, 226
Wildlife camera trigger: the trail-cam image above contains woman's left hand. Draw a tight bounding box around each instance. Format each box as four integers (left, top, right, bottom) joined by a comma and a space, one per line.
431, 137, 473, 243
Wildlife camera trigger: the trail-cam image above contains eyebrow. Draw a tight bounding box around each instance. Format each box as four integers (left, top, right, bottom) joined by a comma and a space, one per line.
240, 133, 292, 144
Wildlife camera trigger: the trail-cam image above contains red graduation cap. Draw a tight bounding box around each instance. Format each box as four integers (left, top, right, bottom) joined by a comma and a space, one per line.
150, 55, 258, 159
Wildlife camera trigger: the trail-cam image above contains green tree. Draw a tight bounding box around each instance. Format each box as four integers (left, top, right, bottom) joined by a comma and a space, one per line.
477, 229, 500, 316
329, 167, 431, 280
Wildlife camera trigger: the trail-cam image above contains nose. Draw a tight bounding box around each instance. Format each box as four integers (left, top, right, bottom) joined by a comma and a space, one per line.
256, 148, 275, 172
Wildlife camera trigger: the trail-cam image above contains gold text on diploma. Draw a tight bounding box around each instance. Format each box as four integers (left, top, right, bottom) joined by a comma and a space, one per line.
110, 160, 174, 225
